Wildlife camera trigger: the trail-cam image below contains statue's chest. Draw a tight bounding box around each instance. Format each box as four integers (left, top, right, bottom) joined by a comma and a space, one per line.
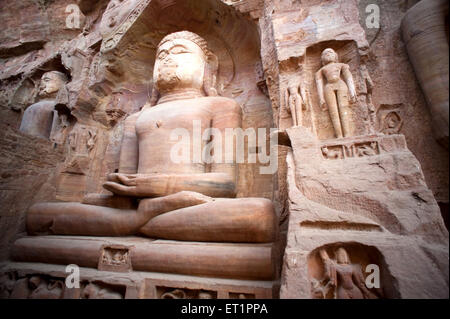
323, 65, 342, 80
135, 104, 212, 136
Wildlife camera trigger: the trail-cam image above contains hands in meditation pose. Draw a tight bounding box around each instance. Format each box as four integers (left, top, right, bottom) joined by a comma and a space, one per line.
27, 31, 277, 243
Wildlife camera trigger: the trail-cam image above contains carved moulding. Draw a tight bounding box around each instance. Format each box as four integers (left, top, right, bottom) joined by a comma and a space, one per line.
319, 134, 407, 160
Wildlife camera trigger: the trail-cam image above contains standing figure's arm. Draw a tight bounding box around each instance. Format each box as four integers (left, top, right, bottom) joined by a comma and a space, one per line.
287, 87, 299, 126
300, 85, 309, 111
319, 249, 337, 287
284, 88, 292, 117
352, 266, 377, 299
363, 65, 374, 94
315, 70, 326, 110
342, 64, 357, 103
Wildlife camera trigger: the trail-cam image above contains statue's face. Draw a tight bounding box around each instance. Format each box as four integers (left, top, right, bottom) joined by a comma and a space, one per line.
336, 248, 350, 264
38, 72, 64, 97
322, 49, 338, 65
153, 38, 206, 93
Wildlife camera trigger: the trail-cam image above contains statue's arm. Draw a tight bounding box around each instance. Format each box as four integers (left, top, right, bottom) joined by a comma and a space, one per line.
315, 70, 326, 110
300, 86, 308, 111
352, 266, 375, 298
364, 66, 374, 93
342, 64, 357, 102
118, 112, 140, 174
208, 98, 243, 196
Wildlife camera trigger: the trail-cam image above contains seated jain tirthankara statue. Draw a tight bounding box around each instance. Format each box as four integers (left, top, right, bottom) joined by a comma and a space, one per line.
26, 32, 277, 248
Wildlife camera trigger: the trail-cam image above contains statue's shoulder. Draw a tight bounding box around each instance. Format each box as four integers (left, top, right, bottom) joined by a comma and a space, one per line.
25, 100, 56, 112
124, 102, 150, 122
205, 96, 242, 114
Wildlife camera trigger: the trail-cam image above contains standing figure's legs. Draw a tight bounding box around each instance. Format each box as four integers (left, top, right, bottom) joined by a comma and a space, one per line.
324, 86, 343, 138
337, 87, 354, 137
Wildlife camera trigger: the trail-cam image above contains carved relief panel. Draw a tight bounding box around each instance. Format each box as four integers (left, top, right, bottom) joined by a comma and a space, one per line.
307, 243, 399, 299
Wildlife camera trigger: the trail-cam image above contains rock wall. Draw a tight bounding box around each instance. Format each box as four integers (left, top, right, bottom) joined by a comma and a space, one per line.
0, 0, 448, 298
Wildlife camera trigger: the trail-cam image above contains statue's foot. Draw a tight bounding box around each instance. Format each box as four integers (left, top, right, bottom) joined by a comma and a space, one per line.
139, 198, 277, 243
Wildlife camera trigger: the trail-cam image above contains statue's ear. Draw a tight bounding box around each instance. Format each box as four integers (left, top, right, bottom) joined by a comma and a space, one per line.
204, 52, 219, 96
149, 85, 159, 106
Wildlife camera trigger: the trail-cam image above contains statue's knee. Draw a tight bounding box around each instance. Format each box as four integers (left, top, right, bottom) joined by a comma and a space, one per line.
249, 198, 278, 242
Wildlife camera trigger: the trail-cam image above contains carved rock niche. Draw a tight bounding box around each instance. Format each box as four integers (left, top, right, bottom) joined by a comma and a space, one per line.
307, 242, 400, 299
303, 40, 366, 140
92, 0, 273, 199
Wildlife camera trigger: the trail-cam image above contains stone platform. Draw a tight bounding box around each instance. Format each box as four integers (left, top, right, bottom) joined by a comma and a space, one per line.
0, 235, 279, 299
10, 236, 276, 281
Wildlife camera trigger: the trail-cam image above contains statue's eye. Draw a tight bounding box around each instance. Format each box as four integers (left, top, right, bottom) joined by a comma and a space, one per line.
170, 46, 190, 55
157, 50, 168, 60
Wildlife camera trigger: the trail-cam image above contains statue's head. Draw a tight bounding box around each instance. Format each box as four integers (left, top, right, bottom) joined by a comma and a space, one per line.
198, 291, 213, 299
151, 31, 218, 105
335, 247, 350, 264
38, 71, 68, 97
321, 48, 338, 65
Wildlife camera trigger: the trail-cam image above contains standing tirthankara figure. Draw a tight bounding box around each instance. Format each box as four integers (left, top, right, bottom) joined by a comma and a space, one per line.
19, 71, 68, 139
26, 31, 277, 243
315, 48, 357, 138
284, 80, 309, 127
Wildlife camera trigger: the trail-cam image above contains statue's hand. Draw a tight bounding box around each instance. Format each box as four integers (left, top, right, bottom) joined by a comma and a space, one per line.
103, 181, 137, 197
350, 93, 357, 104
320, 101, 327, 111
104, 173, 140, 196
107, 173, 137, 184
319, 249, 329, 260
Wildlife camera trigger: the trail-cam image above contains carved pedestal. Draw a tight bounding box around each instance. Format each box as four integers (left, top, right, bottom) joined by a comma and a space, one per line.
1, 236, 278, 299
279, 127, 449, 299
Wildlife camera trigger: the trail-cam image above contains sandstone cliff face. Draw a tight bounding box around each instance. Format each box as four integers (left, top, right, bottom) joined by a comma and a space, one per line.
0, 0, 448, 299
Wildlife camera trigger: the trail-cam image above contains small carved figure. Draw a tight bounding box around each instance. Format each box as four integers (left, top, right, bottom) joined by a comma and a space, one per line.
381, 111, 403, 135
50, 113, 70, 145
315, 48, 357, 138
197, 291, 214, 299
161, 289, 187, 299
19, 71, 68, 139
86, 129, 97, 152
356, 142, 378, 157
359, 55, 377, 134
0, 272, 16, 299
322, 146, 342, 159
28, 276, 64, 299
284, 80, 309, 127
318, 248, 378, 299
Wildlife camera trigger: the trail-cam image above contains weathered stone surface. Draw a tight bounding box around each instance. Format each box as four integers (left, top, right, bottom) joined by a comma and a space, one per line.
0, 0, 448, 299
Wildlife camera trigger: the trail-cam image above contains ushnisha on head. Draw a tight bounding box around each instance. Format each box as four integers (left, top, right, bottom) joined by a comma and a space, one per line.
150, 31, 218, 105
321, 48, 339, 66
38, 71, 68, 97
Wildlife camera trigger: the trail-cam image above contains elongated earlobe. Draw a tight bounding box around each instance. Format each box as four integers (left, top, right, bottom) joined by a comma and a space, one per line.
203, 53, 219, 96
